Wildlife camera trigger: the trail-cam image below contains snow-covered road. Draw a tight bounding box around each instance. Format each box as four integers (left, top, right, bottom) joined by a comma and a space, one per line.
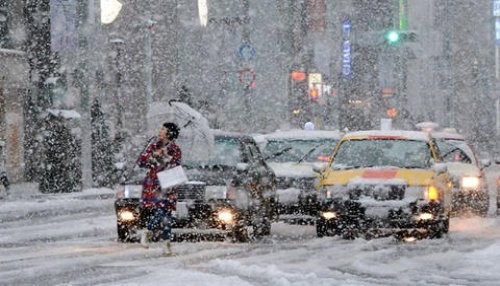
1, 173, 500, 286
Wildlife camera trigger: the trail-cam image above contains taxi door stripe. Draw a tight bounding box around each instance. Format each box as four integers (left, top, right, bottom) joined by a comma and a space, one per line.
362, 169, 397, 179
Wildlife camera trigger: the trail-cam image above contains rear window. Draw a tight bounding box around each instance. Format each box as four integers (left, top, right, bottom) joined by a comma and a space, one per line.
331, 139, 433, 169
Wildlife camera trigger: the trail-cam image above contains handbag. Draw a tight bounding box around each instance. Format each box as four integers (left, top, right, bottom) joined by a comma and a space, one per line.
157, 165, 188, 189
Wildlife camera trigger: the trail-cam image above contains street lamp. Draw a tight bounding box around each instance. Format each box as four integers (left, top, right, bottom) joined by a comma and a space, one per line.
101, 0, 123, 25
198, 0, 208, 27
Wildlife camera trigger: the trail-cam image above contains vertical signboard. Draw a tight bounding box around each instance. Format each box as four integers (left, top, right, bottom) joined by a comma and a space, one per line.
494, 0, 500, 17
341, 17, 352, 78
496, 18, 500, 45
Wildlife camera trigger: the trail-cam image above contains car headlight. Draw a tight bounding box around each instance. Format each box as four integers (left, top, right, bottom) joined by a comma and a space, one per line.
217, 209, 234, 224
424, 185, 439, 201
118, 210, 135, 221
320, 211, 337, 220
461, 176, 480, 190
416, 212, 434, 221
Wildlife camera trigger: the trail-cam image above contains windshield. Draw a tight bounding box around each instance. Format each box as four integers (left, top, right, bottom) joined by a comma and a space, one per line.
182, 137, 243, 167
331, 139, 433, 169
207, 138, 242, 166
263, 139, 337, 163
434, 139, 477, 165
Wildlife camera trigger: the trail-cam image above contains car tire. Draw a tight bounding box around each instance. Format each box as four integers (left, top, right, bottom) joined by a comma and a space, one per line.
316, 220, 326, 238
117, 224, 131, 242
340, 226, 359, 240
427, 217, 449, 239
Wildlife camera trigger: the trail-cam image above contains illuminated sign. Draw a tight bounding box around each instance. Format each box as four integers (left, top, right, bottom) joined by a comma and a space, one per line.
494, 0, 500, 16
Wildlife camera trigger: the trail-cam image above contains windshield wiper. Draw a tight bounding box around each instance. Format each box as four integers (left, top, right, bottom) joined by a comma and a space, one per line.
332, 165, 362, 170
298, 144, 322, 164
440, 146, 461, 159
404, 165, 424, 169
265, 146, 293, 161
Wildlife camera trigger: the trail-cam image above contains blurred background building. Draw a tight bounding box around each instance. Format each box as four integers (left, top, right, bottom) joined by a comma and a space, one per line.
0, 0, 29, 183
0, 0, 499, 184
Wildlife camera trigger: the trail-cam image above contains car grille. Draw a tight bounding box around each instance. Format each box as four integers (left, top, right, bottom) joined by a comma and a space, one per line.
348, 184, 406, 201
177, 182, 206, 200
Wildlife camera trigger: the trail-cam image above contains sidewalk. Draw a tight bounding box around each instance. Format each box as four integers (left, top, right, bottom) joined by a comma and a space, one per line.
0, 182, 116, 200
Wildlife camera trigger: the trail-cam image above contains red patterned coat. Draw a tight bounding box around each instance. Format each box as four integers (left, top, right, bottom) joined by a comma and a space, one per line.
137, 140, 182, 211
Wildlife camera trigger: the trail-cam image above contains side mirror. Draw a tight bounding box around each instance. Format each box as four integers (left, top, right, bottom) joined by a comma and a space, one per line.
236, 163, 249, 171
432, 163, 448, 174
494, 157, 500, 165
480, 159, 491, 169
312, 162, 326, 174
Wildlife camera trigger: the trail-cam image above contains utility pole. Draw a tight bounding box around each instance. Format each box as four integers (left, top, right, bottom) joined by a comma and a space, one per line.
144, 13, 155, 121
241, 0, 254, 130
443, 0, 455, 128
77, 0, 98, 189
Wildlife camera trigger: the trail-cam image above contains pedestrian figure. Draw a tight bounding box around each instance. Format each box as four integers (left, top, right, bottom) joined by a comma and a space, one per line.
137, 122, 181, 256
0, 143, 9, 198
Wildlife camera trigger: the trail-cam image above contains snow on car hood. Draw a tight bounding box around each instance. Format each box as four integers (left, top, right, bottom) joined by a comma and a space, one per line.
277, 188, 301, 203
268, 162, 317, 178
444, 162, 480, 177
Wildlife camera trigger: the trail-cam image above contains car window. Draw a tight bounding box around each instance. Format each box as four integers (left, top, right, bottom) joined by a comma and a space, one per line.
208, 138, 243, 166
331, 139, 433, 169
434, 139, 476, 165
263, 139, 337, 163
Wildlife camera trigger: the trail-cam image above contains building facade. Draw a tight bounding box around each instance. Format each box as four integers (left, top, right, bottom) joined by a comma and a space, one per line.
0, 0, 29, 183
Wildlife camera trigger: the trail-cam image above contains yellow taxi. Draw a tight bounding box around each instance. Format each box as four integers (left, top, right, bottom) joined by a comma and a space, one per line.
315, 130, 452, 241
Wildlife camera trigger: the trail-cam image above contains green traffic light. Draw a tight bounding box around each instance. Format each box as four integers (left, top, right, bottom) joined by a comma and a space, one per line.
386, 31, 400, 43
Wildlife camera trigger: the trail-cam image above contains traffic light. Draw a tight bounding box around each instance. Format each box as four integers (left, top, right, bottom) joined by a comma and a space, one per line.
386, 107, 398, 118
309, 88, 319, 101
385, 30, 400, 44
384, 30, 417, 45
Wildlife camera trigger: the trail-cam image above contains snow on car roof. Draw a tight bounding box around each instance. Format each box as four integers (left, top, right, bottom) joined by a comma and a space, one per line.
343, 130, 430, 141
431, 131, 466, 140
210, 129, 258, 144
257, 129, 342, 141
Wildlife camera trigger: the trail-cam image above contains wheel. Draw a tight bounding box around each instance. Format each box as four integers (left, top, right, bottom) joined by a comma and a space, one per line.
316, 220, 326, 238
341, 226, 359, 240
231, 223, 254, 243
117, 223, 131, 242
231, 215, 272, 242
427, 217, 449, 239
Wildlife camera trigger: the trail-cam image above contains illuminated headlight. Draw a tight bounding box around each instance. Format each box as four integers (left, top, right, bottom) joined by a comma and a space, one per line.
424, 185, 439, 201
461, 176, 480, 190
416, 212, 434, 221
118, 210, 135, 221
403, 236, 417, 243
217, 209, 234, 224
320, 211, 337, 220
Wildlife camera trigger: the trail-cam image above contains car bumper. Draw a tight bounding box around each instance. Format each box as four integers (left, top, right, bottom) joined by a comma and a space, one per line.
316, 199, 447, 239
114, 198, 245, 240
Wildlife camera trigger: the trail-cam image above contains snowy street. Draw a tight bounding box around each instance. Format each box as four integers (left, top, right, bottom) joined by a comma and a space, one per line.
1, 168, 499, 286
2, 1, 500, 285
